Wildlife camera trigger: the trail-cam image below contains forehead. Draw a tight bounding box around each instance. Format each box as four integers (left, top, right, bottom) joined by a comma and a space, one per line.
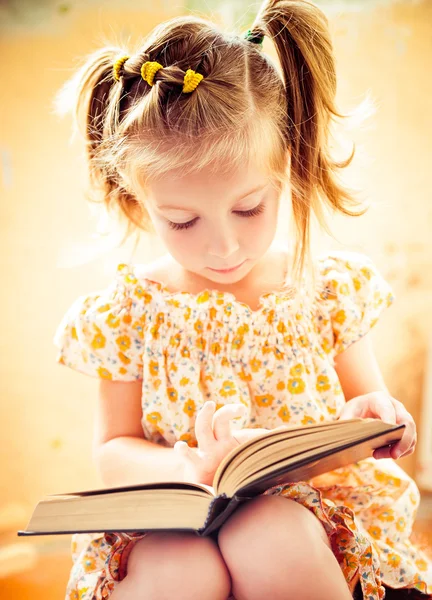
144, 161, 271, 205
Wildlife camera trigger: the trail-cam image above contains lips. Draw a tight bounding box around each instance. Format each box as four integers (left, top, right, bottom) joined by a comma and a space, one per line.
208, 260, 246, 273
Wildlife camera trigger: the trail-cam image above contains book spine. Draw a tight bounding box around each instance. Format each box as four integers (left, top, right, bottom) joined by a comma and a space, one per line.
199, 495, 253, 537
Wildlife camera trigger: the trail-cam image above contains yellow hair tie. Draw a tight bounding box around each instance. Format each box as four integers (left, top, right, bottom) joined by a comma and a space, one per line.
141, 61, 164, 86
182, 68, 204, 93
113, 55, 130, 82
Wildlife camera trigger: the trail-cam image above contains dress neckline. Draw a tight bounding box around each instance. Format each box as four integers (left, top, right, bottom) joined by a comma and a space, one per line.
118, 251, 300, 315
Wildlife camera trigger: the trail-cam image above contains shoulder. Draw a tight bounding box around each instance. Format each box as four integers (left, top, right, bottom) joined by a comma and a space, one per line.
312, 250, 395, 356
314, 250, 394, 303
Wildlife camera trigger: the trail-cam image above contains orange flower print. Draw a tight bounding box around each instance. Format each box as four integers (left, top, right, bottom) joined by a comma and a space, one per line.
289, 363, 304, 377
211, 342, 221, 355
274, 347, 284, 361
255, 394, 274, 408
221, 356, 230, 367
267, 309, 275, 324
353, 277, 362, 291
395, 517, 406, 532
153, 378, 162, 390
278, 405, 291, 422
239, 370, 252, 382
134, 285, 152, 303
322, 337, 332, 354
82, 555, 96, 572
236, 324, 249, 335
116, 334, 131, 352
374, 471, 402, 488
377, 509, 395, 522
179, 432, 198, 447
316, 375, 331, 392
338, 283, 350, 296
387, 553, 401, 568
301, 415, 316, 425
180, 377, 190, 386
149, 360, 159, 376
415, 558, 428, 572
197, 290, 210, 304
71, 326, 78, 340
333, 310, 346, 325
123, 313, 132, 324
232, 336, 245, 350
97, 303, 111, 313
367, 525, 382, 540
287, 378, 305, 394
184, 307, 191, 321
106, 312, 120, 328
167, 388, 178, 402
361, 266, 372, 280
97, 366, 112, 380
277, 321, 287, 334
277, 381, 285, 391
118, 351, 131, 365
183, 398, 196, 417
194, 320, 204, 334
220, 380, 236, 397
250, 358, 262, 372
195, 336, 206, 351
181, 347, 190, 358
209, 307, 217, 320
146, 411, 162, 425
119, 367, 127, 375
170, 333, 181, 347
224, 303, 233, 316
298, 336, 309, 348
91, 326, 106, 350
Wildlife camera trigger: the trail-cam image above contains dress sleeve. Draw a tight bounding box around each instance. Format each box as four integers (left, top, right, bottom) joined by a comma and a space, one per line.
53, 264, 146, 381
317, 251, 395, 356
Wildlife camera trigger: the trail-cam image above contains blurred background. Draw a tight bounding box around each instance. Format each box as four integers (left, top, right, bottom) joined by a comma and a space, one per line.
0, 0, 431, 597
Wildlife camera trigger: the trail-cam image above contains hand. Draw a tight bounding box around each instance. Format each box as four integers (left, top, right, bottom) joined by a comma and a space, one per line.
337, 391, 417, 460
174, 401, 270, 486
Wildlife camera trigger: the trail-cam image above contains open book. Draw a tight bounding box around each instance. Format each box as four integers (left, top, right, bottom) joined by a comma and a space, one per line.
18, 418, 404, 538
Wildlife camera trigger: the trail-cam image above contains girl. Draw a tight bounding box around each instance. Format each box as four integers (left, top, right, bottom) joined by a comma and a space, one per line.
53, 1, 431, 599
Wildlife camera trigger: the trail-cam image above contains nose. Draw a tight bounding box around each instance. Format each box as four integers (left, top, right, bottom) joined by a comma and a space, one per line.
207, 223, 240, 260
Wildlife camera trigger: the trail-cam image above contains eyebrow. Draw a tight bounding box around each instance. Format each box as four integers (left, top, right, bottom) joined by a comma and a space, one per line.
157, 183, 268, 211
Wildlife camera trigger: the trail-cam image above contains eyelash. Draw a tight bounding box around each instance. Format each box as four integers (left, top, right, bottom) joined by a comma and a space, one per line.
167, 202, 265, 231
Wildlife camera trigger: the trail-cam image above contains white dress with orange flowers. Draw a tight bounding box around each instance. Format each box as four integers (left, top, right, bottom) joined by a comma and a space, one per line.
54, 250, 432, 600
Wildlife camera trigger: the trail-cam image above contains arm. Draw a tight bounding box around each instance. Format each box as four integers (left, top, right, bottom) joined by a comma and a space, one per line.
93, 379, 186, 487
334, 332, 389, 400
334, 332, 416, 459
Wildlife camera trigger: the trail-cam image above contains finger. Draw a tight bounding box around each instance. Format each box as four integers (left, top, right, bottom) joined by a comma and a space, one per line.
213, 404, 246, 441
371, 395, 397, 424
174, 441, 201, 467
194, 401, 217, 452
373, 446, 393, 460
389, 400, 417, 459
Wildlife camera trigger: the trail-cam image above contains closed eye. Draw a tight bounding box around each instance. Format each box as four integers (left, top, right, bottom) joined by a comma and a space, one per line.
167, 202, 265, 231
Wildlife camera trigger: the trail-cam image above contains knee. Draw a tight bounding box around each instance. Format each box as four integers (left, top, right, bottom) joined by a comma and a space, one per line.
218, 495, 331, 574
126, 531, 231, 599
219, 495, 330, 553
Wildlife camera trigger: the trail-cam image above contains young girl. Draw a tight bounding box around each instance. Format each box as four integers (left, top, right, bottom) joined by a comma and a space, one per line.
53, 1, 431, 599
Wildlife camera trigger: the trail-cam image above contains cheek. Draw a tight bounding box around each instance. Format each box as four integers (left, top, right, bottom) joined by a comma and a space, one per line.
153, 223, 203, 262
239, 209, 278, 250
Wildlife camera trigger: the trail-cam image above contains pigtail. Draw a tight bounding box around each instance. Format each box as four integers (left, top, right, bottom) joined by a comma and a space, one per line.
52, 46, 148, 240
252, 0, 366, 275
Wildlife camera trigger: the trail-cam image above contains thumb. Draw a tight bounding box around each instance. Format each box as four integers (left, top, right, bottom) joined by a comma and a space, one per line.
373, 397, 397, 424
338, 398, 360, 420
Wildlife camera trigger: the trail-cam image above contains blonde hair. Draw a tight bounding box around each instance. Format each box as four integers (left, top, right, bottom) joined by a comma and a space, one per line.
54, 0, 367, 293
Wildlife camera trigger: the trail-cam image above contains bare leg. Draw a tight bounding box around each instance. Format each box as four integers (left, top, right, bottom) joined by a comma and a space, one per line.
109, 531, 231, 600
218, 496, 354, 600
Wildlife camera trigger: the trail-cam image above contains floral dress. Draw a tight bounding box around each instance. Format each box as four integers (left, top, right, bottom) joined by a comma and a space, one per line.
54, 250, 432, 600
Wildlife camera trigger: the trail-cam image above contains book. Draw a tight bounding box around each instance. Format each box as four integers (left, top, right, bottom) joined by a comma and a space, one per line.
18, 418, 404, 538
